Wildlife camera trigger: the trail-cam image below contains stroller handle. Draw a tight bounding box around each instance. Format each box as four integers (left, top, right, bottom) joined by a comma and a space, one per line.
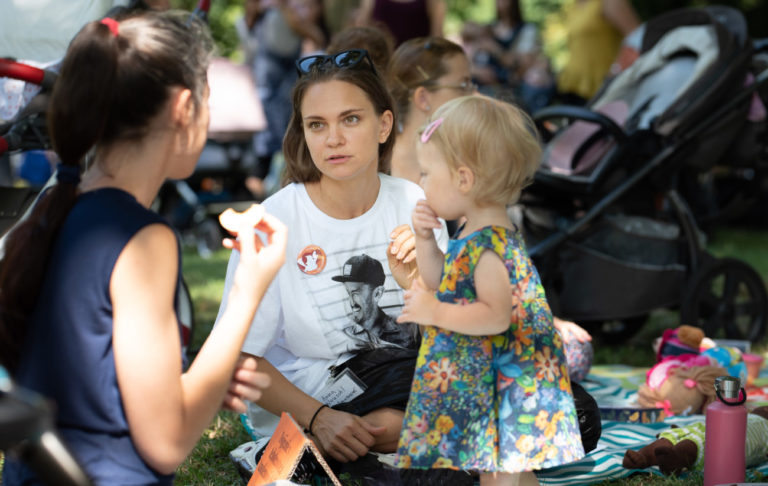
0, 59, 57, 156
533, 105, 629, 145
0, 59, 56, 90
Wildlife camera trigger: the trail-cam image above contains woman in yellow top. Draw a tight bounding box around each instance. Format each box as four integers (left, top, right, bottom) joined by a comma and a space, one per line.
557, 0, 639, 103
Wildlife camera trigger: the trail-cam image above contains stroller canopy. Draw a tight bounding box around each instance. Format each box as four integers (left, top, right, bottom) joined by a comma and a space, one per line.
539, 6, 751, 185
607, 6, 749, 137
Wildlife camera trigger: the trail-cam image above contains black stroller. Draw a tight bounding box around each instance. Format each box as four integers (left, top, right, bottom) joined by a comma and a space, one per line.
519, 5, 768, 342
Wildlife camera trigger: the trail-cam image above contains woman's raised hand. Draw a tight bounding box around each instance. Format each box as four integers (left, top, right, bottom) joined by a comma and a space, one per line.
220, 204, 288, 296
221, 355, 272, 413
388, 224, 419, 289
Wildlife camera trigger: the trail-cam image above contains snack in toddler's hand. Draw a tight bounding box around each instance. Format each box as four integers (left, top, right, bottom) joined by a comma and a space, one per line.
218, 204, 265, 235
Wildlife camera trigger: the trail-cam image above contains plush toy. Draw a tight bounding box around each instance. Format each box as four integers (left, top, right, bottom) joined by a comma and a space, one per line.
700, 345, 747, 383
637, 363, 726, 416
622, 406, 768, 475
655, 325, 747, 382
639, 325, 748, 416
654, 325, 705, 361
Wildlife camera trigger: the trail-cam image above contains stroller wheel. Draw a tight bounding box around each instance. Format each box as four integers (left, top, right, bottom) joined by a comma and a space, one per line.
681, 258, 768, 341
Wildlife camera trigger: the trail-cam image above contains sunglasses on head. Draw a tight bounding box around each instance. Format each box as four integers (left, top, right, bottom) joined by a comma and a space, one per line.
295, 49, 377, 77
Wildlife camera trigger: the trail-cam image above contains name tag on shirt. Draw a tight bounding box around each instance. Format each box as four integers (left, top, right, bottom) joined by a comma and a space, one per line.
317, 368, 366, 406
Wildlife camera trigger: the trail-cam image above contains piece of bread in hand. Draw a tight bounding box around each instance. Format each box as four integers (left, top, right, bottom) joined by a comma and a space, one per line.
218, 204, 265, 235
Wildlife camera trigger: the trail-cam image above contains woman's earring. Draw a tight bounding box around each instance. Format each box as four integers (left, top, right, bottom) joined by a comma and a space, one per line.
425, 105, 431, 111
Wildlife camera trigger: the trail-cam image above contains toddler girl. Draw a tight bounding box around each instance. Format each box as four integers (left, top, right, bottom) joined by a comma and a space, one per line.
394, 95, 584, 485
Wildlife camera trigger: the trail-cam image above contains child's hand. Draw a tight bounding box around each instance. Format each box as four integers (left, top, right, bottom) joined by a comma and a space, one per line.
553, 317, 592, 343
411, 199, 441, 240
388, 224, 419, 289
396, 276, 438, 325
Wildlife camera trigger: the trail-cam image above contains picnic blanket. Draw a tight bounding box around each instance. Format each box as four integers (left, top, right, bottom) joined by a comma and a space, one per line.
536, 364, 768, 485
263, 363, 768, 485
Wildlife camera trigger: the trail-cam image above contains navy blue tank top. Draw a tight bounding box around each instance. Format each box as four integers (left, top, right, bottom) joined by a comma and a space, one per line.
4, 188, 181, 486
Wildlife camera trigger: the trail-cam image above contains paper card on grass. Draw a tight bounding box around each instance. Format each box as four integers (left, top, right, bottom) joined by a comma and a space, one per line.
248, 412, 341, 486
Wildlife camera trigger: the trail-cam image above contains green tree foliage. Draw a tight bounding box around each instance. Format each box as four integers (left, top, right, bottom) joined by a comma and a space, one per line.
172, 0, 243, 58
519, 0, 567, 26
445, 0, 484, 21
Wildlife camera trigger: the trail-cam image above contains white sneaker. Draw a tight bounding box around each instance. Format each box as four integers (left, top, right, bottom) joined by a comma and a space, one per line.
229, 436, 271, 482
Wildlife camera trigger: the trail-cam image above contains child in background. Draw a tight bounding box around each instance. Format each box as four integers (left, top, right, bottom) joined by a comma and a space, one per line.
244, 0, 327, 200
395, 95, 584, 485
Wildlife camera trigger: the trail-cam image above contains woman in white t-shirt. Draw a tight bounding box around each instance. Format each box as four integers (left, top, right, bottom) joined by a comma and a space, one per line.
217, 49, 447, 468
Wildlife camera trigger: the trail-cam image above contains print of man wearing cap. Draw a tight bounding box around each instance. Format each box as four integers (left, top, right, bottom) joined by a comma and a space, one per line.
332, 254, 419, 351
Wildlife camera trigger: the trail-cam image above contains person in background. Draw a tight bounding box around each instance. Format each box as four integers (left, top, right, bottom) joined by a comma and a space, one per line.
0, 9, 286, 486
218, 48, 449, 481
235, 0, 267, 70
386, 36, 475, 185
244, 0, 327, 200
460, 0, 555, 113
327, 25, 395, 73
556, 0, 640, 104
355, 0, 445, 47
394, 94, 584, 484
323, 0, 363, 38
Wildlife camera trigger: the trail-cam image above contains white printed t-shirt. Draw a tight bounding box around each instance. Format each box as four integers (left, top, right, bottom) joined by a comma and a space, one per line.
216, 173, 447, 437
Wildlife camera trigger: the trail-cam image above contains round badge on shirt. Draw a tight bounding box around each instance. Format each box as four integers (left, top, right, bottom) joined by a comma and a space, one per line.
297, 245, 326, 275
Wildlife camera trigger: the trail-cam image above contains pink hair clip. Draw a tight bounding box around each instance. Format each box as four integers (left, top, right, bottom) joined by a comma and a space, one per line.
420, 117, 444, 143
101, 17, 120, 37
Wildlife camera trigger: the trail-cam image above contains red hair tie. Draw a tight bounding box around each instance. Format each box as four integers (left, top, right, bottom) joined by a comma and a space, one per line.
101, 17, 120, 37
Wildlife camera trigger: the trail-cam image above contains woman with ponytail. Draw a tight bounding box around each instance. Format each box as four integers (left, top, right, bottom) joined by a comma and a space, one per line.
0, 9, 287, 485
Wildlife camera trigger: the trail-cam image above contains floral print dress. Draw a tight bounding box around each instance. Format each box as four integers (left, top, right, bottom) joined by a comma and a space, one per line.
395, 226, 584, 473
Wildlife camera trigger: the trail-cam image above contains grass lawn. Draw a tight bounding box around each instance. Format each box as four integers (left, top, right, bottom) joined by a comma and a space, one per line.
175, 226, 768, 485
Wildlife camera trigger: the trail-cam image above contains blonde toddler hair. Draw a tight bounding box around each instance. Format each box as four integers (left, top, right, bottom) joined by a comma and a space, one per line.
422, 95, 542, 206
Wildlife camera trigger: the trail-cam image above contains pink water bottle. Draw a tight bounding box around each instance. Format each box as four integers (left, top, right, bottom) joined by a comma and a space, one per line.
703, 375, 747, 486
